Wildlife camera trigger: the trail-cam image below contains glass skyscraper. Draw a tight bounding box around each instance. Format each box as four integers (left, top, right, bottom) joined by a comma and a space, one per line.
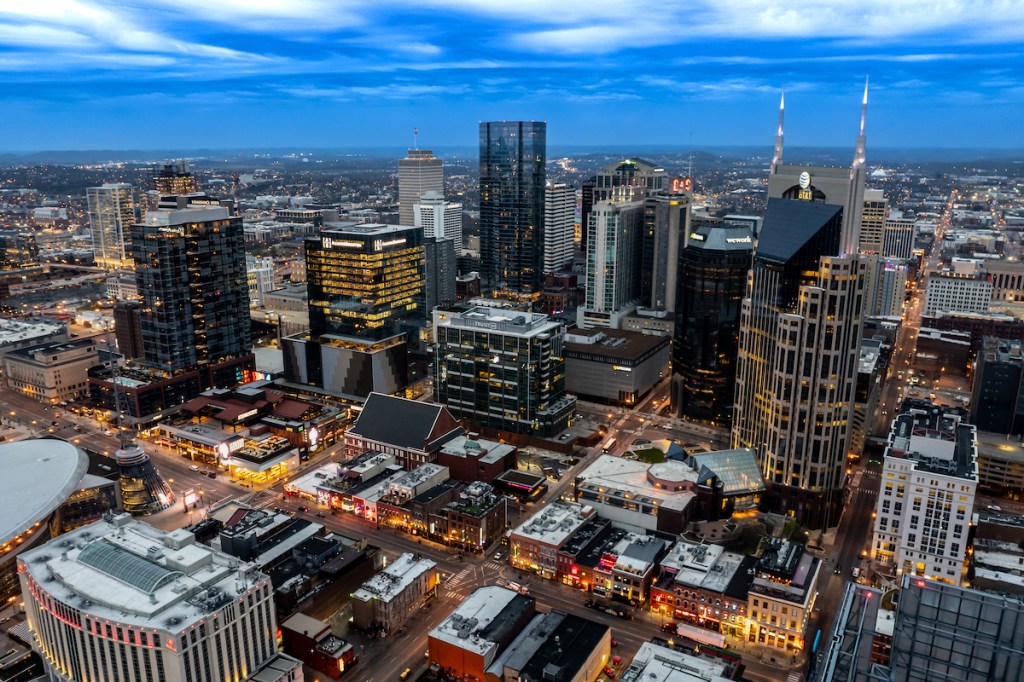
479, 121, 546, 300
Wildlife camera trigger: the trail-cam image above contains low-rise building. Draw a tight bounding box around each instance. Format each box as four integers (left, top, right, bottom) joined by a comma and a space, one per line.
280, 612, 356, 679
442, 481, 507, 552
352, 552, 438, 635
746, 539, 821, 653
344, 393, 464, 470
923, 273, 992, 316
0, 317, 67, 360
563, 327, 669, 406
486, 610, 611, 682
620, 641, 735, 682
436, 434, 518, 484
3, 338, 101, 404
511, 501, 596, 578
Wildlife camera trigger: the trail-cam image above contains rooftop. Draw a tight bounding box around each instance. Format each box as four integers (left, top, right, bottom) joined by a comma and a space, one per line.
512, 501, 595, 548
0, 439, 88, 547
439, 435, 516, 465
686, 223, 755, 252
687, 448, 765, 496
887, 406, 978, 480
352, 552, 436, 604
756, 198, 843, 264
563, 327, 668, 362
435, 306, 563, 337
349, 393, 462, 452
620, 641, 732, 682
429, 585, 534, 656
0, 317, 65, 347
19, 514, 268, 634
576, 454, 697, 512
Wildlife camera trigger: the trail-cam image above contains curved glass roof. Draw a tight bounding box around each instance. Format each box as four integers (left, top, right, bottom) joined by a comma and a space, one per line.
77, 541, 183, 594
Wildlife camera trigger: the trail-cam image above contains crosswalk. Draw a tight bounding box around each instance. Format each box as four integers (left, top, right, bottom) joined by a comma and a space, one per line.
485, 561, 504, 572
444, 590, 463, 600
447, 566, 474, 589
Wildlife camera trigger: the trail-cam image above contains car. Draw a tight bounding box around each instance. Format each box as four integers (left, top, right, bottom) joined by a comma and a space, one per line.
189, 465, 200, 472
297, 505, 309, 513
852, 567, 861, 579
316, 511, 326, 518
603, 666, 616, 678
207, 472, 216, 478
103, 430, 113, 436
400, 668, 413, 680
834, 566, 842, 575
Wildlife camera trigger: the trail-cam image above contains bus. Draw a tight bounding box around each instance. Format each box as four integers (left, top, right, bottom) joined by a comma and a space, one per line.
602, 438, 617, 453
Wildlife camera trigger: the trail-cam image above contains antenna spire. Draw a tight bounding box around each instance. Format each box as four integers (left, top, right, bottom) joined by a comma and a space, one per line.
413, 127, 419, 150
771, 89, 785, 171
853, 77, 868, 169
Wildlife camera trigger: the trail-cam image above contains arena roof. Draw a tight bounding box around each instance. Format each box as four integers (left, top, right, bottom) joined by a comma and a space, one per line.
0, 439, 87, 547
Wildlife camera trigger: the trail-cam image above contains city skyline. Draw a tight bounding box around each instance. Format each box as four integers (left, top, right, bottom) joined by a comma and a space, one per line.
2, 1, 1024, 150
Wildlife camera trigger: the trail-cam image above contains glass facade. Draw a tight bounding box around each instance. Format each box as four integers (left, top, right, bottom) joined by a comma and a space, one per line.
671, 225, 752, 427
87, 183, 140, 270
479, 121, 546, 299
306, 224, 424, 340
131, 205, 251, 374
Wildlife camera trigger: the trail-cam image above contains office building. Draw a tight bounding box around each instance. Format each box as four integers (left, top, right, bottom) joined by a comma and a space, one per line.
817, 575, 1024, 682
114, 300, 145, 359
578, 193, 645, 329
432, 306, 575, 437
985, 259, 1024, 304
423, 236, 457, 316
152, 162, 199, 196
862, 255, 908, 318
3, 338, 100, 404
883, 210, 916, 260
971, 337, 1024, 435
870, 405, 978, 583
924, 273, 992, 316
283, 224, 423, 398
543, 181, 575, 273
564, 327, 669, 406
671, 223, 752, 427
414, 190, 462, 252
131, 197, 252, 374
479, 121, 546, 299
0, 229, 39, 269
858, 188, 887, 254
87, 183, 141, 270
18, 513, 279, 682
279, 613, 353, 679
641, 186, 692, 312
581, 158, 668, 252
732, 88, 869, 528
399, 148, 443, 228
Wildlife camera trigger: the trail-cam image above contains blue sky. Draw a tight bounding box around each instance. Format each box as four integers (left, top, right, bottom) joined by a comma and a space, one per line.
4, 1, 1024, 151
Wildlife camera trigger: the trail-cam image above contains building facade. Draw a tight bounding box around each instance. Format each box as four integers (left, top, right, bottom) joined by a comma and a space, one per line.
671, 223, 752, 427
399, 149, 443, 228
479, 121, 546, 299
923, 274, 992, 316
581, 159, 668, 252
971, 337, 1024, 435
579, 195, 645, 329
414, 190, 462, 252
883, 211, 916, 260
3, 338, 99, 404
543, 181, 575, 273
352, 553, 439, 635
564, 327, 669, 406
432, 306, 575, 437
641, 187, 692, 312
88, 183, 141, 270
858, 188, 887, 254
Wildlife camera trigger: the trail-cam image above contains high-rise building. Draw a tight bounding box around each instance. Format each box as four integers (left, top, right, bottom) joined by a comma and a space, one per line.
414, 190, 463, 252
88, 183, 141, 270
433, 305, 575, 437
283, 224, 424, 398
113, 300, 145, 359
19, 513, 285, 682
306, 224, 424, 339
641, 185, 692, 311
971, 337, 1024, 435
246, 254, 276, 308
479, 121, 546, 299
0, 230, 38, 269
883, 210, 916, 260
732, 85, 869, 528
578, 192, 645, 329
423, 237, 457, 315
543, 182, 575, 273
869, 404, 978, 583
671, 223, 753, 427
131, 198, 252, 374
858, 188, 887, 254
152, 161, 199, 196
581, 159, 668, 252
861, 255, 908, 318
399, 149, 443, 228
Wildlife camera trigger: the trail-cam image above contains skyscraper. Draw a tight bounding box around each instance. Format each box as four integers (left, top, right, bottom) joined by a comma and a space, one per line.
152, 161, 199, 196
858, 188, 887, 254
87, 183, 141, 270
414, 190, 463, 251
671, 223, 753, 427
581, 159, 668, 252
732, 86, 869, 528
578, 191, 645, 329
479, 121, 546, 300
883, 210, 916, 260
400, 149, 443, 227
543, 181, 575, 273
642, 184, 692, 311
131, 196, 252, 374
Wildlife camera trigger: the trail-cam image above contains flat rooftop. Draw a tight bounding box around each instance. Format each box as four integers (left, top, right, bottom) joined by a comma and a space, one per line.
620, 641, 731, 682
576, 455, 696, 512
352, 552, 435, 603
0, 439, 88, 547
512, 501, 594, 548
429, 585, 532, 656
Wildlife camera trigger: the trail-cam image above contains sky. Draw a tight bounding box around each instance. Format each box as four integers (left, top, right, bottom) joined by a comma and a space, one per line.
3, 1, 1024, 152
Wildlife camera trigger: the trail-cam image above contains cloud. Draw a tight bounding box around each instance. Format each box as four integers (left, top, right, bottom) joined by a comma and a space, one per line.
395, 42, 443, 56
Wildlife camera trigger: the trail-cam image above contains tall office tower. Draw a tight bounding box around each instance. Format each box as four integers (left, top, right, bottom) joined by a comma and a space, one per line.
971, 337, 1024, 435
883, 210, 916, 260
479, 121, 546, 300
732, 85, 869, 528
642, 183, 692, 311
283, 224, 423, 398
870, 405, 978, 583
414, 190, 463, 251
152, 161, 199, 196
543, 181, 575, 273
671, 223, 753, 427
861, 255, 908, 318
19, 514, 287, 682
580, 158, 668, 251
87, 183, 141, 270
578, 191, 645, 329
423, 237, 457, 315
858, 188, 887, 254
306, 224, 424, 339
432, 306, 575, 437
399, 149, 443, 227
131, 198, 251, 374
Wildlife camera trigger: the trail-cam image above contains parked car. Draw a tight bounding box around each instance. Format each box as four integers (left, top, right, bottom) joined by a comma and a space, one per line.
189, 465, 200, 472
603, 666, 616, 679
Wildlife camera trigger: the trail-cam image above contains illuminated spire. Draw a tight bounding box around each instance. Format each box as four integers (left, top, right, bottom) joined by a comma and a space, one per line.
853, 77, 868, 169
771, 89, 785, 170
